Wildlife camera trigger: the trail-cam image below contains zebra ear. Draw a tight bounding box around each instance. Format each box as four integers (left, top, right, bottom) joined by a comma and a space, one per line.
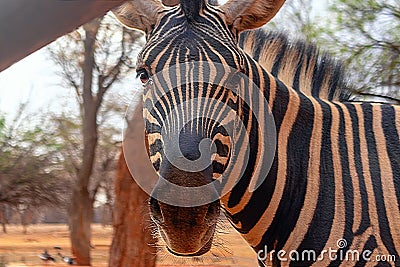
113, 0, 166, 33
221, 0, 285, 32
162, 0, 180, 6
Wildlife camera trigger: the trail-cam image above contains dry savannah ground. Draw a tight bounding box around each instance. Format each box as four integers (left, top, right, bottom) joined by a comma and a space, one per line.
0, 222, 257, 267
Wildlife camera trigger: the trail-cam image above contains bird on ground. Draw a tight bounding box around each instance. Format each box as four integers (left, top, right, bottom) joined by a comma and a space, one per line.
54, 246, 75, 265
39, 249, 56, 263
57, 252, 75, 265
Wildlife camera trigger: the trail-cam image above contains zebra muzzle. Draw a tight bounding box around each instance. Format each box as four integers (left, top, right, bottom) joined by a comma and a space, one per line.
149, 197, 220, 256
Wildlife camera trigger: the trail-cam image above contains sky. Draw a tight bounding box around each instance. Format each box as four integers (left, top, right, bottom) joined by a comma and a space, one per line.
0, 0, 327, 122
0, 29, 141, 125
0, 44, 141, 113
0, 49, 67, 118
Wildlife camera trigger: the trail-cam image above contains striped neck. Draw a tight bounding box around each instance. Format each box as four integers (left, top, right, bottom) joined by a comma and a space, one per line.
220, 54, 316, 251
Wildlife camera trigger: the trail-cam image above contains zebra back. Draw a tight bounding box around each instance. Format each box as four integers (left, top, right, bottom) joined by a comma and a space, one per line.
239, 29, 352, 102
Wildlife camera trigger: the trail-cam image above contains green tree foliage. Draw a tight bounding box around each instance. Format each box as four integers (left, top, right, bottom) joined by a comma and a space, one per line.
325, 0, 400, 98
0, 104, 68, 232
267, 0, 323, 42
266, 0, 399, 101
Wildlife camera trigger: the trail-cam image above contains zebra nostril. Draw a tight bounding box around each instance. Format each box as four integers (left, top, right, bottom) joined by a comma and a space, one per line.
149, 197, 163, 224
205, 201, 220, 225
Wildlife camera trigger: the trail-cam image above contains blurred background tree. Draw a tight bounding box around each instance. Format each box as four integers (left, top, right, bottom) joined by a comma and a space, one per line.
48, 15, 142, 265
267, 0, 320, 41
49, 100, 121, 227
324, 0, 399, 100
0, 103, 68, 234
268, 0, 399, 102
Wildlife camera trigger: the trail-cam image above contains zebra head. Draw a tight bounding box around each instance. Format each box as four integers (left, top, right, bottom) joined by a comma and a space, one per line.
114, 0, 284, 256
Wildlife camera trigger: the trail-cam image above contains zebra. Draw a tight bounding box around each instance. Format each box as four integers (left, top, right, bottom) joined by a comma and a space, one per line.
114, 0, 400, 266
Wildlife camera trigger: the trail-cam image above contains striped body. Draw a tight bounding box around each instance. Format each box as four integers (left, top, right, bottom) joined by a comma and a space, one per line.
114, 1, 400, 265
234, 29, 400, 265
222, 58, 400, 266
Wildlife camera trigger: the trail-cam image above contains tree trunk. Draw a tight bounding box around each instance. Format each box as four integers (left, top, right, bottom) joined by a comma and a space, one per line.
21, 209, 34, 234
108, 103, 157, 267
101, 203, 112, 227
69, 188, 94, 265
68, 18, 101, 266
0, 204, 7, 233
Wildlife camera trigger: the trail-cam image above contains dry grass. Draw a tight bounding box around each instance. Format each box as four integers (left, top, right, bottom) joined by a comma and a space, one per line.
0, 223, 257, 267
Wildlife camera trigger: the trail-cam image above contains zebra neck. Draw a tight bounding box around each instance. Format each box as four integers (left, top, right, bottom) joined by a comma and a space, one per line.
220, 57, 318, 251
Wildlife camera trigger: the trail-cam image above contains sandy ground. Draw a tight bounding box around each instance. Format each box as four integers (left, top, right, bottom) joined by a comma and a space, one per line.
0, 223, 257, 267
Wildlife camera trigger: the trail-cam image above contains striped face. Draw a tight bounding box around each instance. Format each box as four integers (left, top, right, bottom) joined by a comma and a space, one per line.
138, 5, 244, 256
138, 4, 244, 179
114, 0, 285, 257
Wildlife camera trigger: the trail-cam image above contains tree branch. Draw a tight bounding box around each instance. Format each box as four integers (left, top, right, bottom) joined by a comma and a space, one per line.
356, 92, 400, 104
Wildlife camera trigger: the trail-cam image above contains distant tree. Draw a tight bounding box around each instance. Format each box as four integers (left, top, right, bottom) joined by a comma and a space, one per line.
0, 204, 7, 233
267, 0, 321, 42
48, 15, 141, 265
265, 0, 399, 102
0, 105, 68, 234
323, 0, 400, 98
50, 98, 122, 227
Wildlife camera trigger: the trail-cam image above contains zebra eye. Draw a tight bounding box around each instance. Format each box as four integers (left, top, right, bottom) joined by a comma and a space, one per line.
227, 73, 242, 90
137, 69, 150, 85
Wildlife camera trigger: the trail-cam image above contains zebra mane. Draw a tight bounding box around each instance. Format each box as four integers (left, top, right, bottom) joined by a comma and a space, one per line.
180, 0, 206, 21
239, 29, 352, 102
